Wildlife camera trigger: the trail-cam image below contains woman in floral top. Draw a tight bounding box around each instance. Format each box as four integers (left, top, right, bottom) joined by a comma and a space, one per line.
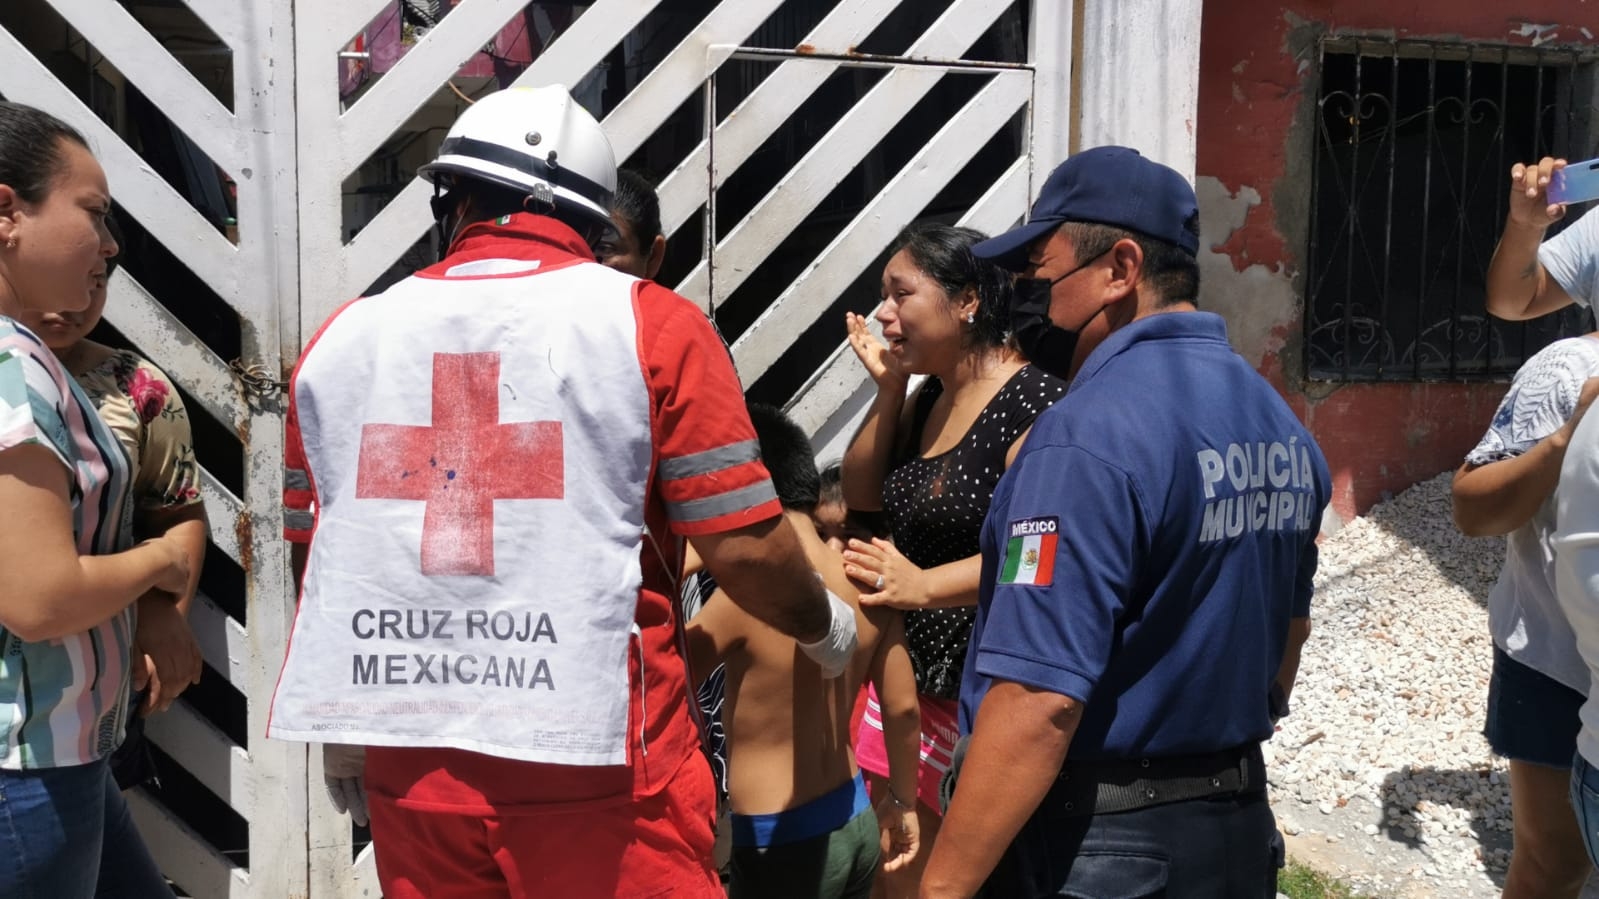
11, 214, 208, 789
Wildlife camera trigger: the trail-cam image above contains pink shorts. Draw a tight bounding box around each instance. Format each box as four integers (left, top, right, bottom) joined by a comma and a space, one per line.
853, 684, 959, 814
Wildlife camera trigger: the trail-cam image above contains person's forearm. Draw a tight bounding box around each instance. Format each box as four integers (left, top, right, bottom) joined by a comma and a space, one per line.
917, 556, 981, 609
842, 383, 907, 512
5, 543, 172, 642
695, 518, 830, 643
920, 681, 1080, 899
883, 692, 922, 809
144, 508, 208, 612
1452, 435, 1571, 536
1486, 220, 1557, 321
1275, 617, 1311, 704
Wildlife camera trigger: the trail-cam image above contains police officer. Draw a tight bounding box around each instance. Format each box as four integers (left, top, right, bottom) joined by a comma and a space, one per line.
270, 86, 857, 899
918, 146, 1330, 898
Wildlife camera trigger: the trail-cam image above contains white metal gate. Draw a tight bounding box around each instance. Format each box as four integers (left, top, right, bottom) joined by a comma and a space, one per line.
1, 1, 1198, 895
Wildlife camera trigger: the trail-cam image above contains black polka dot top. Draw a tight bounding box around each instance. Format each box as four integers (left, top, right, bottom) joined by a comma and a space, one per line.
883, 365, 1069, 699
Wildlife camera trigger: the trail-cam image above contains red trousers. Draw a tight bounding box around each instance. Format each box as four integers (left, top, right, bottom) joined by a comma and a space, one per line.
369, 754, 721, 898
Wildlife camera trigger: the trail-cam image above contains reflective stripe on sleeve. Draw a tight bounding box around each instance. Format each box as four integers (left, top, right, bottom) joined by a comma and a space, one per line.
285, 468, 311, 492
284, 508, 315, 533
657, 439, 760, 483
666, 480, 778, 524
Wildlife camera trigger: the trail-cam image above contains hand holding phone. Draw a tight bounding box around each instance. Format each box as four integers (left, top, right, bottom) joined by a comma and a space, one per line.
1549, 158, 1599, 205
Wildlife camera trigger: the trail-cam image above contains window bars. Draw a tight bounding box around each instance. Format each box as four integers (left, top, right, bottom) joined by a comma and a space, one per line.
1305, 37, 1599, 382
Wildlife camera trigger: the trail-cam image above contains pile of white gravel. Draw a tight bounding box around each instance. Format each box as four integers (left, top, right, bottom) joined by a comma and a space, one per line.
1265, 472, 1516, 891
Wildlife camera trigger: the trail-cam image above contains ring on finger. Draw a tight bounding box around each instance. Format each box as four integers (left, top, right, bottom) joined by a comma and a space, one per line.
875, 574, 885, 590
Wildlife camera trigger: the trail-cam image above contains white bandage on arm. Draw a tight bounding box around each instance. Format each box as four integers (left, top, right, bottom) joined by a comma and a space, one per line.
797, 588, 859, 679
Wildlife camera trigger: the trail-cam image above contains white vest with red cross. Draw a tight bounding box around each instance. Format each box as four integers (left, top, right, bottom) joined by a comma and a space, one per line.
268, 256, 653, 766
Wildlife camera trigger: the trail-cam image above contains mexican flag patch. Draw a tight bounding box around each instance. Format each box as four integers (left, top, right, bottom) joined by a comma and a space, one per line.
1000, 516, 1058, 585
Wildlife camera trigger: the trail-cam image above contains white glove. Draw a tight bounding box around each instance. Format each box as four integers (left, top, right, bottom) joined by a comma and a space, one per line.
322, 744, 369, 828
797, 588, 859, 679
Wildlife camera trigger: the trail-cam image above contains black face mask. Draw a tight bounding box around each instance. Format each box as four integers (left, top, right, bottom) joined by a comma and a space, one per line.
1010, 277, 1076, 379
1010, 252, 1105, 380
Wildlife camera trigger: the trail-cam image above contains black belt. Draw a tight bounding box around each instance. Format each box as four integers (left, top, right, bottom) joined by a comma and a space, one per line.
1049, 743, 1266, 817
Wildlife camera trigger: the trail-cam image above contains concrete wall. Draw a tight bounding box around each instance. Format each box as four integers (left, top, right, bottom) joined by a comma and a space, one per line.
1195, 0, 1595, 524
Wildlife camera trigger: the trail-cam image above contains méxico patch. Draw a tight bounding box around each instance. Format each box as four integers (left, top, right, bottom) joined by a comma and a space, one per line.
1000, 516, 1058, 586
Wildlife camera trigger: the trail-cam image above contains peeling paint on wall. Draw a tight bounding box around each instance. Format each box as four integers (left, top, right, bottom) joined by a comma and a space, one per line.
1197, 175, 1298, 372
1511, 22, 1562, 46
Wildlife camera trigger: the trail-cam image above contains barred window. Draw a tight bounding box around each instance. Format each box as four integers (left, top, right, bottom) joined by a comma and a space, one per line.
1305, 38, 1598, 382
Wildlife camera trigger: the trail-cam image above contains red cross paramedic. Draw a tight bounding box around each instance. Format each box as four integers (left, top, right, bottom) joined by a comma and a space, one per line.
268, 85, 858, 899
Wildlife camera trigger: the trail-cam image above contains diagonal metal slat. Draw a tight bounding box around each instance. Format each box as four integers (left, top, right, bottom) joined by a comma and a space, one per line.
190, 589, 248, 689
127, 790, 249, 899
48, 0, 243, 173
956, 154, 1030, 237
601, 0, 789, 163
144, 702, 250, 810
102, 270, 244, 431
0, 28, 246, 315
514, 0, 662, 91
317, 0, 395, 62
731, 71, 1030, 383
675, 0, 1014, 304
335, 182, 434, 314
199, 470, 244, 566
175, 0, 245, 50
353, 844, 379, 893
337, 0, 532, 179
684, 67, 942, 303
657, 0, 908, 235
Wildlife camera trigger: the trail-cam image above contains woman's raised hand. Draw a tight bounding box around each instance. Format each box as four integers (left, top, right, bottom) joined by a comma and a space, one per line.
846, 311, 905, 386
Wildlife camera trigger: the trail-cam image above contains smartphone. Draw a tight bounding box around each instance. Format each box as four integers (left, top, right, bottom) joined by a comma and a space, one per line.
1548, 158, 1599, 205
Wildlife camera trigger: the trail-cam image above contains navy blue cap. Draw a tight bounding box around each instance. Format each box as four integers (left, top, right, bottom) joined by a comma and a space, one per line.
972, 146, 1200, 270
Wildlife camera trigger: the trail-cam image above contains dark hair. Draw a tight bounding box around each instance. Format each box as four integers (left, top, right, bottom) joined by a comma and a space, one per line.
819, 462, 846, 509
611, 169, 662, 245
0, 102, 90, 204
818, 462, 889, 538
747, 402, 820, 512
888, 222, 1012, 349
1060, 219, 1200, 307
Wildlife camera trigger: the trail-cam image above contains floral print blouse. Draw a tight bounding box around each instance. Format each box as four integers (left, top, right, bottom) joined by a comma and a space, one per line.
72, 346, 202, 518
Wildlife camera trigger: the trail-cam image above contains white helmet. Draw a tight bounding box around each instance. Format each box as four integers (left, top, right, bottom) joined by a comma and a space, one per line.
419, 85, 617, 233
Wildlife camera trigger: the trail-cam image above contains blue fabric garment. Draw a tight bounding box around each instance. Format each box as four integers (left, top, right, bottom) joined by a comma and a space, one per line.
729, 772, 871, 849
0, 759, 175, 898
1571, 751, 1599, 868
976, 786, 1279, 898
958, 312, 1330, 760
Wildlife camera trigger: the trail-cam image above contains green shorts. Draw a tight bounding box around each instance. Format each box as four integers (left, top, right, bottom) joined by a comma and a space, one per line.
728, 790, 879, 899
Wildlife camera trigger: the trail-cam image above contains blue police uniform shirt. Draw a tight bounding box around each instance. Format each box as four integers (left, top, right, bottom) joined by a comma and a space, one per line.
958, 311, 1330, 760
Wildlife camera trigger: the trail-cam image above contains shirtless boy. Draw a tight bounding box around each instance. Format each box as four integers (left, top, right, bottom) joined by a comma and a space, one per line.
687, 404, 921, 899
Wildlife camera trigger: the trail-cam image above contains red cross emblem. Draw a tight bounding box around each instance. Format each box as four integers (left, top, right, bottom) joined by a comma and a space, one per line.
355, 352, 563, 576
